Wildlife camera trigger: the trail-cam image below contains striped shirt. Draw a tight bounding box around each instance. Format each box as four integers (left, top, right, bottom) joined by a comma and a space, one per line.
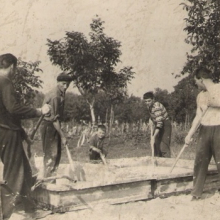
149, 101, 169, 128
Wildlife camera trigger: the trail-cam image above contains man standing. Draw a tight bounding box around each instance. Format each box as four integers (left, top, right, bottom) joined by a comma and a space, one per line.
40, 72, 72, 178
143, 92, 172, 158
184, 67, 220, 200
0, 53, 50, 219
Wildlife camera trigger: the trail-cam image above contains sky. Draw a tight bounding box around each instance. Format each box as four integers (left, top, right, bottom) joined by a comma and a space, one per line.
0, 0, 190, 98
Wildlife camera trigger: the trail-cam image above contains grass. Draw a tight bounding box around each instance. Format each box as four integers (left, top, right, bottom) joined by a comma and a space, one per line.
29, 125, 197, 164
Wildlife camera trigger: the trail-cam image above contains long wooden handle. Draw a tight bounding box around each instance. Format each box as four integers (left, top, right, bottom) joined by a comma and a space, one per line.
100, 152, 107, 165
27, 115, 44, 158
169, 144, 188, 173
65, 144, 75, 171
30, 115, 44, 140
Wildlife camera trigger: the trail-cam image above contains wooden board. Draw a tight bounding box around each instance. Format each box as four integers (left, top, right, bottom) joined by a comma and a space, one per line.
32, 179, 152, 212
32, 156, 219, 212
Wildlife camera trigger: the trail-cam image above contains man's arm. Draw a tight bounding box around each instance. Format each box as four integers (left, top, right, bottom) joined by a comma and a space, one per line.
185, 94, 208, 145
53, 120, 67, 146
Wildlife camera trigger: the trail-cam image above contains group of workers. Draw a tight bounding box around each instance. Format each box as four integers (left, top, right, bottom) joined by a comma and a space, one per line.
0, 52, 220, 219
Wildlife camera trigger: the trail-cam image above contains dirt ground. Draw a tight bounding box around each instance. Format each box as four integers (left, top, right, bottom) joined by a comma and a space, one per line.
17, 136, 217, 220
32, 191, 220, 220
8, 190, 220, 220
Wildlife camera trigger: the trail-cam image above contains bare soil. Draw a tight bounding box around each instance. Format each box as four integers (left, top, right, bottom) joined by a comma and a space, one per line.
23, 135, 220, 220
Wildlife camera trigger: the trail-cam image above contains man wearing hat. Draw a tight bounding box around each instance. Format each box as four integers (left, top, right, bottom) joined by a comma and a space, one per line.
40, 72, 72, 178
143, 91, 172, 158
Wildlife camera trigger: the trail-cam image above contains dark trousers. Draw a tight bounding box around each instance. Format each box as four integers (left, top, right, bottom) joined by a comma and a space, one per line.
0, 128, 35, 219
154, 119, 172, 158
89, 149, 107, 161
192, 125, 220, 198
40, 121, 61, 177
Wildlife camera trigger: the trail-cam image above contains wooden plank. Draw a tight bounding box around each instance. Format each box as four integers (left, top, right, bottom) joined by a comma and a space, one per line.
33, 180, 152, 212
154, 176, 193, 197
154, 170, 220, 197
32, 157, 220, 212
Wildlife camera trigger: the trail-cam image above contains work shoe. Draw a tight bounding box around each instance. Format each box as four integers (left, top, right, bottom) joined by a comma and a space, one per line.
191, 196, 201, 201
27, 210, 52, 219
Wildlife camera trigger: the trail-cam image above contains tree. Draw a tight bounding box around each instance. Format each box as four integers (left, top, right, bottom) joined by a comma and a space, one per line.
13, 59, 43, 105
47, 16, 134, 125
170, 75, 198, 124
114, 95, 149, 124
181, 0, 220, 80
64, 92, 90, 123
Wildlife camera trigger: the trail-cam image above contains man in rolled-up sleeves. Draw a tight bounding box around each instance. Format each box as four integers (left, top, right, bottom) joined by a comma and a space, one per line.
40, 72, 72, 178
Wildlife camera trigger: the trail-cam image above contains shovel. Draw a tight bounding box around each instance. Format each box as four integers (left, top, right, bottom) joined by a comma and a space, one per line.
169, 143, 188, 173
27, 115, 44, 158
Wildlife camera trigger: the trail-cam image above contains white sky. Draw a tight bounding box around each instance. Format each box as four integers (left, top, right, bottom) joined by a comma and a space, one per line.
0, 0, 190, 97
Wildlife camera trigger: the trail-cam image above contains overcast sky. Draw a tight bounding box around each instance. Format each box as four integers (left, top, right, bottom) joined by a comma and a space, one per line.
0, 0, 190, 97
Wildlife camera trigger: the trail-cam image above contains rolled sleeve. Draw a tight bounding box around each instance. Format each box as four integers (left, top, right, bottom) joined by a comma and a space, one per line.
44, 97, 61, 122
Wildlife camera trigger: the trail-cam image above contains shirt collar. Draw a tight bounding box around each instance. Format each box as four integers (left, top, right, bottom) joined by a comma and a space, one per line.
56, 85, 65, 97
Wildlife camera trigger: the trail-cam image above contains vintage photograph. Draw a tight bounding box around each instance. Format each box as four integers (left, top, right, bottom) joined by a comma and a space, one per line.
0, 0, 220, 219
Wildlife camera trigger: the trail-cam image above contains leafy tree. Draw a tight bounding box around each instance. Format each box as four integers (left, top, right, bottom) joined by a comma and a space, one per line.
47, 16, 134, 124
13, 58, 43, 105
181, 0, 220, 80
64, 92, 90, 123
114, 95, 148, 124
170, 75, 198, 124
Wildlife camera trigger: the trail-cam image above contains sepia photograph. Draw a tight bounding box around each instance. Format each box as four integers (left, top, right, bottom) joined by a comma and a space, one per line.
0, 0, 220, 219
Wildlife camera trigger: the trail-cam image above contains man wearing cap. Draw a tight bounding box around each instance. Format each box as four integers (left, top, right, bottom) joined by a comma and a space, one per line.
0, 53, 51, 219
40, 72, 72, 178
143, 92, 172, 158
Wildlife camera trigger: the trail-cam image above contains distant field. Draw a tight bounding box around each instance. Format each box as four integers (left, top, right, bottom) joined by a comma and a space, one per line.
29, 126, 197, 164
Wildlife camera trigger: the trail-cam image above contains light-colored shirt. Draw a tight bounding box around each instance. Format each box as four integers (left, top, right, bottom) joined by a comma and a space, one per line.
198, 86, 220, 125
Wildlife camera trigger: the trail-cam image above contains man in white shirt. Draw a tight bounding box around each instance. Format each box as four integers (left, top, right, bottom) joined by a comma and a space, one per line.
185, 67, 220, 200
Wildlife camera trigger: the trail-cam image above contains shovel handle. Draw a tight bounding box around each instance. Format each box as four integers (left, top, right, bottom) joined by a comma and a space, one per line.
27, 115, 44, 158
170, 144, 188, 173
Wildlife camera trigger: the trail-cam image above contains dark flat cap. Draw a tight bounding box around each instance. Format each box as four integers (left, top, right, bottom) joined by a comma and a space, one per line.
57, 72, 73, 82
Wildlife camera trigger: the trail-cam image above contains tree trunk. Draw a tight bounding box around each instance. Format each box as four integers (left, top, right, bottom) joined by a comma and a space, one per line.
105, 108, 108, 125
89, 102, 96, 125
109, 104, 114, 134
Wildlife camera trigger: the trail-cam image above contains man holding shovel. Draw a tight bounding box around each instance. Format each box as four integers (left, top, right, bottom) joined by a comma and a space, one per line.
143, 92, 172, 158
184, 67, 220, 200
0, 53, 51, 219
40, 72, 72, 178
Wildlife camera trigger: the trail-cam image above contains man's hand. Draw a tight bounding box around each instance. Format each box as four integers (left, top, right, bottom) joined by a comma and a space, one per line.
184, 135, 192, 147
41, 104, 51, 115
61, 136, 67, 146
25, 136, 34, 146
92, 147, 102, 154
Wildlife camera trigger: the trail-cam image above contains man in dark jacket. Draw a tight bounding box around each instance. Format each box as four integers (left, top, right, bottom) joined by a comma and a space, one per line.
0, 53, 50, 219
40, 72, 72, 178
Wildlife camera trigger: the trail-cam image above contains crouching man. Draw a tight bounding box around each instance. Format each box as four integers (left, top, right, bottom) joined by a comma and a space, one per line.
89, 125, 108, 164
